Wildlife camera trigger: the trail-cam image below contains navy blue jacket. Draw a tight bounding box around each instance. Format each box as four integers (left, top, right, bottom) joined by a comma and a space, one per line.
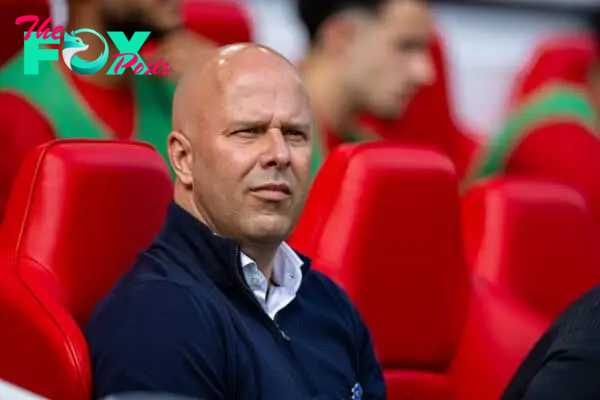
85, 203, 386, 400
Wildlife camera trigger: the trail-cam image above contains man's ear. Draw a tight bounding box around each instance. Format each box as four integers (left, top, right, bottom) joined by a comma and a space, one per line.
319, 13, 363, 56
167, 131, 194, 186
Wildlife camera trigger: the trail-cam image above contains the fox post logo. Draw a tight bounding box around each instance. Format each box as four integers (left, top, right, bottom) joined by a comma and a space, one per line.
16, 15, 171, 76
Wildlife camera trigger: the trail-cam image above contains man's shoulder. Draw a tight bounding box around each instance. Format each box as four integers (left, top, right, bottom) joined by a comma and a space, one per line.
85, 254, 234, 400
303, 268, 343, 292
552, 284, 600, 345
466, 82, 597, 182
508, 83, 596, 134
86, 252, 226, 335
301, 269, 359, 317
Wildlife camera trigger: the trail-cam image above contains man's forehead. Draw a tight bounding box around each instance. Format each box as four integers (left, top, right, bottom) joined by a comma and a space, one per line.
223, 61, 304, 90
224, 87, 312, 127
223, 68, 309, 107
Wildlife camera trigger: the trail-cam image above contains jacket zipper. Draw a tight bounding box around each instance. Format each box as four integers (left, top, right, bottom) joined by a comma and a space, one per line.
231, 246, 290, 340
274, 317, 291, 341
230, 245, 321, 397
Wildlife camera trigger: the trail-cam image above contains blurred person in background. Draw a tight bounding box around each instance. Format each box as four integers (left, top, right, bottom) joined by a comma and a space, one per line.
296, 0, 435, 177
464, 8, 600, 230
0, 0, 215, 221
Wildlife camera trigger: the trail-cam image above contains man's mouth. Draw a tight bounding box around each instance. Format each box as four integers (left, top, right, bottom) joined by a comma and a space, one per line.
250, 182, 292, 201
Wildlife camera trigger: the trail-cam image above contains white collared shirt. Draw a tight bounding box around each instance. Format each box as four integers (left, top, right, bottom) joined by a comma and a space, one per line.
240, 242, 303, 320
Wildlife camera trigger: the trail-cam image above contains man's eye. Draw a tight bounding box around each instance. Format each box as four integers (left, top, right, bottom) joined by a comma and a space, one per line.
395, 39, 428, 53
284, 130, 305, 139
234, 128, 260, 136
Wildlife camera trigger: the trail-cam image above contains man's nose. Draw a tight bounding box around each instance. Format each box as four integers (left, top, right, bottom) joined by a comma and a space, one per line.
261, 129, 292, 169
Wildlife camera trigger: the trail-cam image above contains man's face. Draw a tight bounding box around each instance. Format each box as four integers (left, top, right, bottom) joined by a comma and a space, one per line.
100, 0, 182, 39
343, 0, 434, 118
191, 59, 313, 245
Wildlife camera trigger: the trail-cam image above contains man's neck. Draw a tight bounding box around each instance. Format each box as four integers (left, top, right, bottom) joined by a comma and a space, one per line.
66, 7, 131, 88
242, 244, 279, 282
174, 189, 280, 281
301, 56, 358, 136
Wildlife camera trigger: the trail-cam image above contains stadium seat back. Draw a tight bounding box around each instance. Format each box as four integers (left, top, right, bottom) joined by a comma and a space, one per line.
462, 178, 600, 319
0, 266, 89, 399
451, 277, 549, 400
453, 178, 600, 400
0, 140, 172, 399
290, 143, 468, 399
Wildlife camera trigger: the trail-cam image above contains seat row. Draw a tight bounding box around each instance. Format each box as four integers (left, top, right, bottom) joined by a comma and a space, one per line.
0, 139, 597, 399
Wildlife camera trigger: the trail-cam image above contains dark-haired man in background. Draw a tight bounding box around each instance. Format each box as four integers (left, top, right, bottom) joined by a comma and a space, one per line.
296, 0, 435, 177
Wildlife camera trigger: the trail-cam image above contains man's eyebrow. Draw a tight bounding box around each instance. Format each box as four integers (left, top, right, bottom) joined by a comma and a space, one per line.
227, 119, 269, 130
226, 120, 312, 132
281, 121, 312, 132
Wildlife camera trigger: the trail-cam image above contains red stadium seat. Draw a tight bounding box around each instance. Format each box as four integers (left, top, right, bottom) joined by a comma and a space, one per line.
291, 143, 469, 399
462, 177, 600, 319
291, 143, 548, 399
510, 33, 597, 104
0, 0, 51, 66
182, 0, 252, 45
0, 140, 172, 399
450, 277, 549, 400
359, 35, 481, 179
451, 177, 600, 399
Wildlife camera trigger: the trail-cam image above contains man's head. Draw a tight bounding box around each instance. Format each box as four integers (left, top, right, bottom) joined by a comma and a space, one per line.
298, 0, 434, 117
95, 0, 182, 39
169, 44, 314, 248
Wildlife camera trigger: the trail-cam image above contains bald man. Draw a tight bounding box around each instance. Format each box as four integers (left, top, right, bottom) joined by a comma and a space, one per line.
85, 44, 386, 400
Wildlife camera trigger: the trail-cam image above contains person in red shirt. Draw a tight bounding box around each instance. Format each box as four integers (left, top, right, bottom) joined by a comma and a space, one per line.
464, 9, 600, 233
296, 0, 435, 177
0, 0, 214, 221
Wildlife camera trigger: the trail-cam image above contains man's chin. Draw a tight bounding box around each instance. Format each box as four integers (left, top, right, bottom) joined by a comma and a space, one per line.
243, 217, 294, 244
371, 106, 403, 121
105, 19, 180, 41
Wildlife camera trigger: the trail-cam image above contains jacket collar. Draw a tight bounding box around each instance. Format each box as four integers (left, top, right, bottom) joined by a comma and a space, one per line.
155, 202, 311, 290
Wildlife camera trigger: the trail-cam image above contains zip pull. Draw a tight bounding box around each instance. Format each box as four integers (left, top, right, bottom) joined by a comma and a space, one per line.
274, 319, 291, 341
279, 328, 291, 341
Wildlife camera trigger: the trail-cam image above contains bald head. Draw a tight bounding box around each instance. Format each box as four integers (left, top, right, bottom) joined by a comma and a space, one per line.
168, 43, 314, 251
173, 44, 308, 139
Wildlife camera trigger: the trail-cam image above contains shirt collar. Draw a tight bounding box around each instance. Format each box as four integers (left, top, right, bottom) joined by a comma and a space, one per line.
240, 242, 304, 288
156, 202, 311, 291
